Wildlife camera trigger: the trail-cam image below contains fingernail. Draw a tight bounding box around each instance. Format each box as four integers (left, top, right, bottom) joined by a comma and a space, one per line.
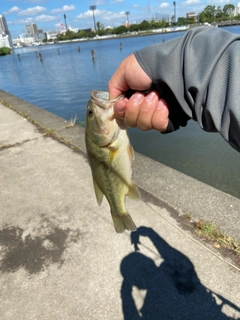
157, 99, 167, 110
115, 103, 125, 113
132, 93, 144, 103
145, 91, 157, 102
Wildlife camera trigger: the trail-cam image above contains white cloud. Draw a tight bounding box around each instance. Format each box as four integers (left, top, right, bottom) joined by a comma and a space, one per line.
3, 6, 21, 15
35, 15, 57, 22
207, 0, 230, 3
76, 9, 126, 21
94, 0, 106, 5
132, 4, 139, 8
9, 6, 21, 13
159, 2, 170, 8
76, 10, 94, 19
51, 5, 76, 14
110, 0, 124, 3
11, 14, 57, 26
18, 6, 47, 16
13, 18, 34, 25
183, 0, 201, 5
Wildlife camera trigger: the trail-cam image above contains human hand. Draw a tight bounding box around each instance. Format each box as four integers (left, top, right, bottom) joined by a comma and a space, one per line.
108, 54, 169, 132
131, 226, 152, 251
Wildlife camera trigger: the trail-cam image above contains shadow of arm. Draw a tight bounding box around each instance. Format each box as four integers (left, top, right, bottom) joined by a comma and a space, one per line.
121, 280, 142, 320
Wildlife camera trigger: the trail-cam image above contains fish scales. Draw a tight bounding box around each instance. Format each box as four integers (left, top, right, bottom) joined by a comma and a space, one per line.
85, 90, 141, 233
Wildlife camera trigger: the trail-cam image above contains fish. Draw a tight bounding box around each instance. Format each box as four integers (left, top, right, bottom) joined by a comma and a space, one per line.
85, 90, 141, 233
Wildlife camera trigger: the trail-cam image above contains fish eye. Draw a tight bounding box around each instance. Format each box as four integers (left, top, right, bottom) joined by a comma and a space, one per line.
88, 109, 93, 116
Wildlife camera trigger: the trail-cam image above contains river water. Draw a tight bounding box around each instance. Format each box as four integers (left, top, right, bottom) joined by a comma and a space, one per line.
0, 26, 240, 199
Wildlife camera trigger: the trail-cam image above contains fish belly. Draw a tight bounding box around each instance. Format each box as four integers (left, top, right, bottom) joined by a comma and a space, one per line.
89, 145, 137, 233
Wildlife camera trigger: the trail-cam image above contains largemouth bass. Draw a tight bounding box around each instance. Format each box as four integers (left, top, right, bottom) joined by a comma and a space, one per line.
85, 90, 141, 233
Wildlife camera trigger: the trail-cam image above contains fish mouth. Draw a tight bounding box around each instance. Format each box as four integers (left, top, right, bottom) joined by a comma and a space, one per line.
93, 128, 109, 136
91, 90, 124, 109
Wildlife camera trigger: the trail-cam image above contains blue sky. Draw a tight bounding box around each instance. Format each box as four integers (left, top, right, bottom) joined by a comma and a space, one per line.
1, 0, 237, 37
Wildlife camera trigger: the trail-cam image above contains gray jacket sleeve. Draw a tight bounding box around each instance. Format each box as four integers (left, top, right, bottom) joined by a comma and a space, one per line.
134, 26, 240, 152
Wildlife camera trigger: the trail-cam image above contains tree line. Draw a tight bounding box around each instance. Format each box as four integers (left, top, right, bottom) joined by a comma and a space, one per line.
199, 4, 238, 23
0, 47, 11, 55
53, 4, 240, 41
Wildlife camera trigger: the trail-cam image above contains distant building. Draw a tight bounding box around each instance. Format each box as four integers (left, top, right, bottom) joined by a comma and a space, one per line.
46, 30, 59, 40
186, 12, 198, 22
18, 35, 36, 46
68, 25, 79, 33
79, 28, 91, 33
0, 14, 8, 33
233, 2, 240, 16
24, 23, 46, 44
0, 34, 12, 48
0, 14, 13, 47
25, 23, 38, 35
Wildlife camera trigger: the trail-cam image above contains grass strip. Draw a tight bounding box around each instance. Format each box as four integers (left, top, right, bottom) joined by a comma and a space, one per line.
183, 214, 240, 258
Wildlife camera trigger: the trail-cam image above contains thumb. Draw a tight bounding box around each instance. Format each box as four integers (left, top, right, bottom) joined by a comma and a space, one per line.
108, 73, 129, 100
108, 57, 131, 99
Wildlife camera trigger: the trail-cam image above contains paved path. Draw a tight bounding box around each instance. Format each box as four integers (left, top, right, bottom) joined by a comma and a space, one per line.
0, 91, 239, 319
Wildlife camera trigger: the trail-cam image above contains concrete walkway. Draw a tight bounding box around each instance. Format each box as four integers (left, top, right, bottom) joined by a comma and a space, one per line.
0, 90, 239, 320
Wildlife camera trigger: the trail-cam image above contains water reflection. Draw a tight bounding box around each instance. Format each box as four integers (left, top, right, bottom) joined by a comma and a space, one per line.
120, 227, 240, 319
0, 28, 239, 198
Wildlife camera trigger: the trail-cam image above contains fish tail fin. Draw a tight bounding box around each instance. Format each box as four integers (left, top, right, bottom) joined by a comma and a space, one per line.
111, 212, 137, 233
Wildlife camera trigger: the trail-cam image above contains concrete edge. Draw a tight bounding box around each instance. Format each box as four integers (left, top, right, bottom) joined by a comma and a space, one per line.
1, 89, 239, 244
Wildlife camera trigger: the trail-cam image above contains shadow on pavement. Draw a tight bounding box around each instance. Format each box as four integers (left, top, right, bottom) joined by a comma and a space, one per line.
0, 219, 81, 274
120, 226, 239, 320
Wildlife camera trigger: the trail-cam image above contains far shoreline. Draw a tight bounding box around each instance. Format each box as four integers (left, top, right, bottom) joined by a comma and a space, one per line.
11, 22, 240, 50
12, 27, 189, 50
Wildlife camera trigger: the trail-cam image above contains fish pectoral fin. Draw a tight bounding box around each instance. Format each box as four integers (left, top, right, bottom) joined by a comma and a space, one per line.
107, 147, 118, 165
111, 212, 137, 233
93, 178, 104, 206
127, 182, 141, 200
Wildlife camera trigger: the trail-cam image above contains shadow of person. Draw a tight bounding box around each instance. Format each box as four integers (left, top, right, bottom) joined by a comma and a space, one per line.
120, 226, 239, 320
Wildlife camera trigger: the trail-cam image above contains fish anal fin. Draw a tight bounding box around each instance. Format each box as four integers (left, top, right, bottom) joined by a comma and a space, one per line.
93, 178, 104, 206
127, 182, 141, 200
111, 212, 137, 233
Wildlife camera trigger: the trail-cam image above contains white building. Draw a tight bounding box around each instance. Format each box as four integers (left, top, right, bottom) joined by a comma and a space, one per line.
233, 2, 240, 16
25, 23, 38, 35
0, 15, 13, 47
0, 33, 12, 48
46, 30, 59, 40
68, 25, 79, 33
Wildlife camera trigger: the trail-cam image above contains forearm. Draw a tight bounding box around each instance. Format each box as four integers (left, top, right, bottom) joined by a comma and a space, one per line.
121, 281, 141, 319
135, 27, 240, 151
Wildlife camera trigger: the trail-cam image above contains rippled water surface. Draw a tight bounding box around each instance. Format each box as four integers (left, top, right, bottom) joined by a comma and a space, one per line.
0, 27, 239, 198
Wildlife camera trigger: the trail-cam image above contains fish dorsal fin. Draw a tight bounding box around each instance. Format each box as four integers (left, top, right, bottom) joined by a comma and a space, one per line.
127, 182, 141, 200
93, 178, 104, 206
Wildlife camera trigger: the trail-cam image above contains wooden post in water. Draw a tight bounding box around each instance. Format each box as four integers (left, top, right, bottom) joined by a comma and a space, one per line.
91, 49, 95, 61
120, 42, 122, 50
17, 54, 20, 60
35, 51, 38, 58
39, 52, 43, 62
57, 48, 60, 55
78, 46, 80, 52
